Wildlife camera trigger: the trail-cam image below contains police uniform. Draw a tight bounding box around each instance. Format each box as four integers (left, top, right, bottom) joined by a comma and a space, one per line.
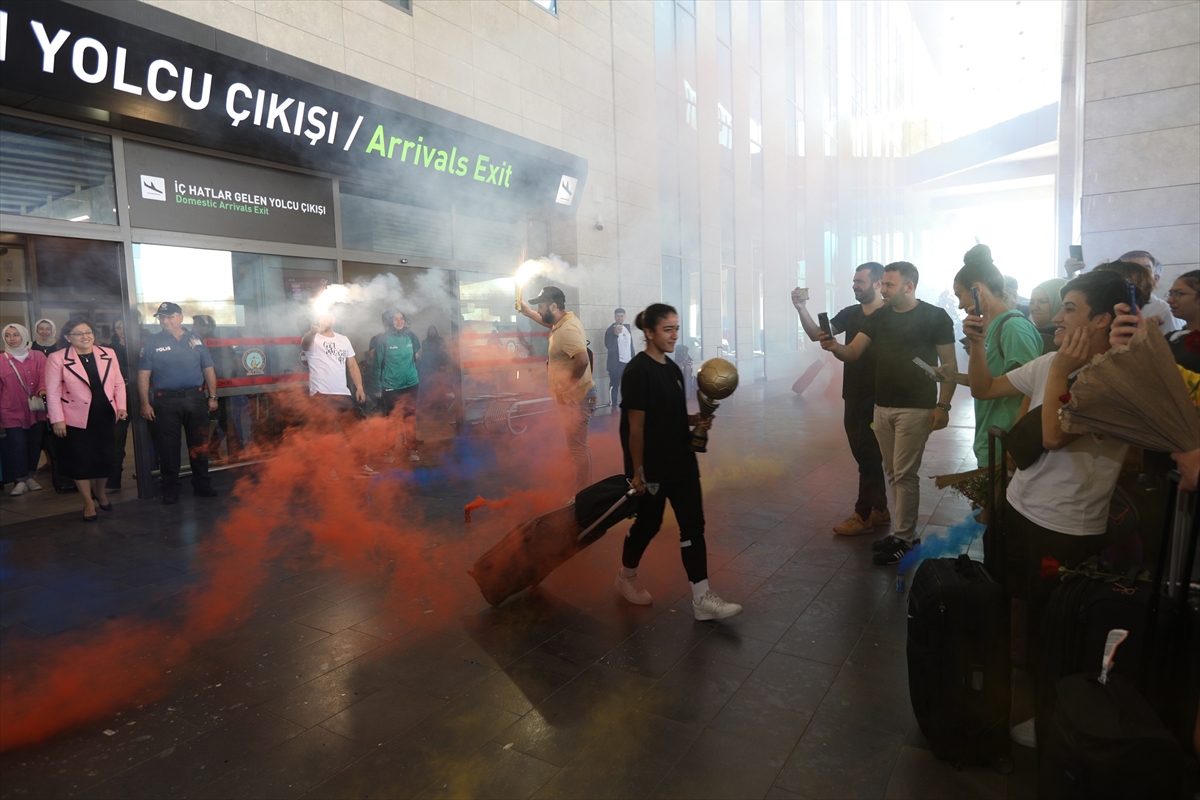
138, 307, 215, 498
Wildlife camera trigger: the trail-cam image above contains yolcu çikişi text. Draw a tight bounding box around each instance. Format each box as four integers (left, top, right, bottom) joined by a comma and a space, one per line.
8, 14, 515, 189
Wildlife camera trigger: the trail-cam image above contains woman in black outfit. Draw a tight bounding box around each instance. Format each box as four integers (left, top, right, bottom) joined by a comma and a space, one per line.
614, 303, 742, 621
45, 318, 128, 520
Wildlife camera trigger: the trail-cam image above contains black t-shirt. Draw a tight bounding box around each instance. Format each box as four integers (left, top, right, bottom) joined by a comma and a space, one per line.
619, 352, 698, 482
857, 300, 955, 409
830, 304, 880, 400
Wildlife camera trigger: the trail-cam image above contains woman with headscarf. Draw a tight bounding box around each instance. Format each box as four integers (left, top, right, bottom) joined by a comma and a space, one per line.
1029, 278, 1066, 354
45, 317, 127, 520
31, 318, 64, 357
1, 323, 48, 495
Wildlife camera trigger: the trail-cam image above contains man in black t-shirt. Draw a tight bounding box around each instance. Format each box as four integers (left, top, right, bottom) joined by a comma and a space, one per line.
820, 262, 958, 566
793, 262, 889, 536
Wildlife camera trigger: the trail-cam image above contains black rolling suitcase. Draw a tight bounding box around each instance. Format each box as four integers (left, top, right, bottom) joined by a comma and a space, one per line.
907, 553, 1012, 771
1038, 672, 1183, 800
1037, 471, 1194, 799
469, 475, 637, 607
1034, 471, 1194, 745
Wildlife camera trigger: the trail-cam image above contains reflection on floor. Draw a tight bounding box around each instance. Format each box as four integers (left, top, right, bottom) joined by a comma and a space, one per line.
0, 375, 1041, 799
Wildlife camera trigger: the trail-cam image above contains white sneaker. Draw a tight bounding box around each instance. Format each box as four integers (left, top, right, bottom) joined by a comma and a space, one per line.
24, 478, 42, 492
1010, 718, 1036, 748
614, 572, 653, 605
382, 451, 395, 465
693, 590, 743, 621
407, 450, 420, 462
9, 481, 28, 496
356, 465, 378, 478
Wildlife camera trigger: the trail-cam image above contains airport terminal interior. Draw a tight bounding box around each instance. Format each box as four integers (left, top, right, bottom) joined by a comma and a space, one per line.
1, 0, 1197, 798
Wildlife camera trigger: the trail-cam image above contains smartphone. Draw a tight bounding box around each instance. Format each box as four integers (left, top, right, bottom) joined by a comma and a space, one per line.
1069, 244, 1083, 262
971, 286, 981, 316
912, 356, 942, 381
1127, 282, 1139, 316
817, 312, 833, 338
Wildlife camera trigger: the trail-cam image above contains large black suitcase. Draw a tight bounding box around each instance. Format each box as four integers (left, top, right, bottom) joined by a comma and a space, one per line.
469, 475, 637, 607
1034, 471, 1194, 746
907, 553, 1012, 770
1038, 672, 1183, 799
1036, 471, 1194, 798
1033, 564, 1154, 747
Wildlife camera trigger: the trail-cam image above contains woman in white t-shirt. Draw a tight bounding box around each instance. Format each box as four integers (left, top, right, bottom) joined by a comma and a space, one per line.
965, 270, 1129, 747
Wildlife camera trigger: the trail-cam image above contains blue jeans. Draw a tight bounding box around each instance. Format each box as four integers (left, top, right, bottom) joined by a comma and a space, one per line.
4, 422, 45, 482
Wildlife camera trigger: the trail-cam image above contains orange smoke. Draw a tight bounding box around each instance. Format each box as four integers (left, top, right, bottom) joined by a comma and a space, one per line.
0, 388, 624, 751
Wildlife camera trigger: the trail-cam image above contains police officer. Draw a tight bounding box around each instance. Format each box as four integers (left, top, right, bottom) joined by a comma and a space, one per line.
137, 302, 218, 504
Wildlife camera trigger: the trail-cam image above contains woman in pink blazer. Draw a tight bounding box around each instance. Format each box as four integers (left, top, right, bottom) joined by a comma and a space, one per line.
46, 317, 128, 520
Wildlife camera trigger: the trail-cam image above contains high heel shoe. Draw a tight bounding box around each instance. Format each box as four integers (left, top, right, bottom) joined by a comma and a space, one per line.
83, 513, 98, 522
97, 502, 113, 512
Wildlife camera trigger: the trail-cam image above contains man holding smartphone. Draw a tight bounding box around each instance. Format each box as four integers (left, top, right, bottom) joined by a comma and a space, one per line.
793, 262, 890, 535
819, 262, 958, 565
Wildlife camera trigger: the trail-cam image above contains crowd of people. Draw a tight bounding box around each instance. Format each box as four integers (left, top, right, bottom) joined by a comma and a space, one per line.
1, 297, 462, 509
795, 245, 1199, 751
2, 316, 133, 518
4, 252, 1194, 631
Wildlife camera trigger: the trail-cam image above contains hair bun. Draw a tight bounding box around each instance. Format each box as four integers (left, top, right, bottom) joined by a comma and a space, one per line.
963, 243, 993, 267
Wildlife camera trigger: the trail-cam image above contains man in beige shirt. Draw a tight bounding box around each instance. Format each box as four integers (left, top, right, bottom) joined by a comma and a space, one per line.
522, 286, 596, 492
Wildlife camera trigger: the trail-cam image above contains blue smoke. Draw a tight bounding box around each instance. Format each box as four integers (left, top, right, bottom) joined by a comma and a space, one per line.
898, 511, 986, 572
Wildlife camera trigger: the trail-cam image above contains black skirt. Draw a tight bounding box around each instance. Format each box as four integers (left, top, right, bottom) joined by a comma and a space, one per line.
64, 399, 116, 481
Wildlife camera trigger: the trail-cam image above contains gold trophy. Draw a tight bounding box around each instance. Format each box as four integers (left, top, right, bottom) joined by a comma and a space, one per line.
691, 357, 739, 452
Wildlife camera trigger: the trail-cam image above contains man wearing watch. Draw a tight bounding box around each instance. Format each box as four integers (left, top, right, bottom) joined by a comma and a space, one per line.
138, 301, 218, 504
819, 262, 957, 565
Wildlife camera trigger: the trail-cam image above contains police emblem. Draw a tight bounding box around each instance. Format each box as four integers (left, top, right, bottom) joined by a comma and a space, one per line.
242, 347, 266, 376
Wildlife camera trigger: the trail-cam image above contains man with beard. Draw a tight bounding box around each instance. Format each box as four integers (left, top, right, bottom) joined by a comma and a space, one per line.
819, 262, 958, 565
792, 262, 890, 535
520, 286, 596, 492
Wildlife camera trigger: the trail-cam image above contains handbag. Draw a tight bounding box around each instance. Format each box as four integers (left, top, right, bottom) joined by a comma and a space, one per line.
5, 354, 45, 412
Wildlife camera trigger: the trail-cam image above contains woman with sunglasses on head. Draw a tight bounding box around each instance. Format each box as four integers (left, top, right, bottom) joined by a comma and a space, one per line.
614, 303, 742, 622
45, 318, 128, 520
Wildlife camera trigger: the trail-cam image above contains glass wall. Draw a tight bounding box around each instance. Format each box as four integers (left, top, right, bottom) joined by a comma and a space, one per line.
340, 183, 452, 259
0, 115, 118, 225
132, 243, 337, 463
655, 0, 702, 359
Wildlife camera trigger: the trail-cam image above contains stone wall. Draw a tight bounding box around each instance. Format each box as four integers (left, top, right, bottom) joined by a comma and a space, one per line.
1081, 0, 1200, 285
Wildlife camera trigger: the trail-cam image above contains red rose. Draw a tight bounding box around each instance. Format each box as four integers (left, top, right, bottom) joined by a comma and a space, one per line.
1183, 330, 1200, 355
1039, 555, 1062, 579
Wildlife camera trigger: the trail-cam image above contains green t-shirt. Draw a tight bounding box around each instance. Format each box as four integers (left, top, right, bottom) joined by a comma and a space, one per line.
974, 310, 1044, 467
374, 329, 420, 391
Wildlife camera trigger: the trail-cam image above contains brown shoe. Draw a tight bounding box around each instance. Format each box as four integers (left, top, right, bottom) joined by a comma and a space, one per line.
833, 513, 872, 535
869, 509, 891, 527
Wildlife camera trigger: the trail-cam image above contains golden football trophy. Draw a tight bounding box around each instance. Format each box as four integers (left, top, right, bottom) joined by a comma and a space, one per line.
691, 357, 739, 452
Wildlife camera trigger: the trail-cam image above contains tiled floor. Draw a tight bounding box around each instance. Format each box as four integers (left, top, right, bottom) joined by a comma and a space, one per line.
0, 376, 1040, 799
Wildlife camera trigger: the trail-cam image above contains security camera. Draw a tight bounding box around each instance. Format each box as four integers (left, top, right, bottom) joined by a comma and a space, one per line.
594, 216, 604, 231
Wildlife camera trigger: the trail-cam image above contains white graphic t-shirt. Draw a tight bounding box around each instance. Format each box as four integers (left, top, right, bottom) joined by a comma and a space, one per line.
616, 325, 633, 363
304, 332, 354, 396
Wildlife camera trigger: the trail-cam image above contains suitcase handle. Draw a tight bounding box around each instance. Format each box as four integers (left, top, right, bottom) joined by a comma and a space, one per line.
1140, 470, 1184, 688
